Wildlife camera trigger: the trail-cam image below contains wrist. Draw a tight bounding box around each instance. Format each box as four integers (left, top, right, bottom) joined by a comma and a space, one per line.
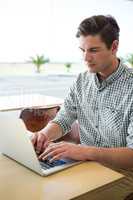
38, 129, 50, 141
78, 144, 98, 161
37, 122, 62, 142
84, 146, 98, 161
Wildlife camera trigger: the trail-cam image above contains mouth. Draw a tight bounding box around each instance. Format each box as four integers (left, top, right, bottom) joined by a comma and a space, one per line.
88, 63, 96, 68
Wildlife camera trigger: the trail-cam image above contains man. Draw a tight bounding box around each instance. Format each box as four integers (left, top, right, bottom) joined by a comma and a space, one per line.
31, 15, 133, 170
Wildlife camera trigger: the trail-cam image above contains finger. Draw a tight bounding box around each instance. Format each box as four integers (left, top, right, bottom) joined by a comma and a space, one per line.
41, 148, 65, 160
42, 148, 66, 160
38, 146, 52, 159
39, 144, 64, 160
49, 152, 67, 162
38, 145, 55, 159
31, 134, 37, 145
36, 134, 45, 153
41, 140, 49, 152
42, 141, 54, 151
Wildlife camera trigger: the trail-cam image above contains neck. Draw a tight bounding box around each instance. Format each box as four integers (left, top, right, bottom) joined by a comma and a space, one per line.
98, 58, 119, 80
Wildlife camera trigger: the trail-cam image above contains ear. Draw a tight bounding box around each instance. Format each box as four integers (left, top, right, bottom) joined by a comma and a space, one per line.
111, 40, 119, 55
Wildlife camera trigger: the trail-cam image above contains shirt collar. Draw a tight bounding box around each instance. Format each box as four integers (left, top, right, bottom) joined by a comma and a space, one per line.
94, 59, 125, 90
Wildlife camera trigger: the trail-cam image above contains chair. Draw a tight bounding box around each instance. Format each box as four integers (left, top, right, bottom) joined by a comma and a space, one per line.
20, 107, 80, 144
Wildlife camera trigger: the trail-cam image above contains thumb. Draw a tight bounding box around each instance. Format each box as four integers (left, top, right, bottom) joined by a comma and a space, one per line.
31, 133, 38, 145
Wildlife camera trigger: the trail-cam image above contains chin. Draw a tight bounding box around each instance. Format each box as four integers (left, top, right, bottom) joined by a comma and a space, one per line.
86, 64, 97, 73
87, 67, 97, 73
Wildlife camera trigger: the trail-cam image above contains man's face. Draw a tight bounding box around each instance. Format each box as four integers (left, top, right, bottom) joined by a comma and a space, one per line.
79, 34, 117, 74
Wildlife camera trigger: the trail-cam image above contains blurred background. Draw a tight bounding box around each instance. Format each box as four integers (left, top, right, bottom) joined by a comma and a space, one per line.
0, 0, 133, 98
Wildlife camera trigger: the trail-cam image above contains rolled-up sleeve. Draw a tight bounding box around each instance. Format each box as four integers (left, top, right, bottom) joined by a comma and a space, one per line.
52, 83, 77, 135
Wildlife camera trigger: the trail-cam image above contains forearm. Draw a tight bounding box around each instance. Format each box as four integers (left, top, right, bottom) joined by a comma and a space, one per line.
38, 122, 63, 141
90, 147, 133, 169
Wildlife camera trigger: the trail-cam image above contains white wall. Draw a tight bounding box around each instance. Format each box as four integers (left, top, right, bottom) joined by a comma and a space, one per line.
0, 0, 133, 62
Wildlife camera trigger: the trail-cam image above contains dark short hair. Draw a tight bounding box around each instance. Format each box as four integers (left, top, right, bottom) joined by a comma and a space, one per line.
76, 15, 120, 49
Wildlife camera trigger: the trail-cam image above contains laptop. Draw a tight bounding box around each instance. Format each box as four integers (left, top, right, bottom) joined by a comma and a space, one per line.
0, 111, 81, 176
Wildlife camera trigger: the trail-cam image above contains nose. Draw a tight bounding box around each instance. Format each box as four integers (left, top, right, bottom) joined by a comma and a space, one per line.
83, 51, 93, 62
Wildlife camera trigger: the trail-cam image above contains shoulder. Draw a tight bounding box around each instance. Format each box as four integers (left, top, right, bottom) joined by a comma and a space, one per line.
119, 63, 133, 92
68, 71, 91, 94
122, 63, 133, 78
75, 70, 92, 85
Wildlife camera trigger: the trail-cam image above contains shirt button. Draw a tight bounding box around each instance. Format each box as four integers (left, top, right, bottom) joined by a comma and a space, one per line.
95, 125, 98, 128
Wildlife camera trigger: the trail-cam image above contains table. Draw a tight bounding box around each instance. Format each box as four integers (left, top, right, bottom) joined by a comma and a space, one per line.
0, 154, 124, 200
0, 94, 130, 199
0, 94, 63, 111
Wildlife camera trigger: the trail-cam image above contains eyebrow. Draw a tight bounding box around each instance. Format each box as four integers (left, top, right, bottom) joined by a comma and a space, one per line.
79, 47, 101, 51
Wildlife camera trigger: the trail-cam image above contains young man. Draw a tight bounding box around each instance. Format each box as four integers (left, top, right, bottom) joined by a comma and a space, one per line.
31, 15, 133, 170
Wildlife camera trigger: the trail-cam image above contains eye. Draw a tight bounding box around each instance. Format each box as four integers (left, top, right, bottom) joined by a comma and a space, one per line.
90, 48, 99, 53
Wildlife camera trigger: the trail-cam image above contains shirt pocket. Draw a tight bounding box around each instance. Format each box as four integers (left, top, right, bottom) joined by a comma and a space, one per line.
99, 105, 126, 147
100, 105, 124, 132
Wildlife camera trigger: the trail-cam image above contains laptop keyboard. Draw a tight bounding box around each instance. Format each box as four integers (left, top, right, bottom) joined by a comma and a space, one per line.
39, 159, 67, 170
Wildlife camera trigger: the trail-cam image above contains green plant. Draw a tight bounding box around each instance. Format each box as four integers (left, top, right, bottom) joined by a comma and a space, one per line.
126, 54, 133, 67
64, 62, 72, 72
30, 55, 49, 73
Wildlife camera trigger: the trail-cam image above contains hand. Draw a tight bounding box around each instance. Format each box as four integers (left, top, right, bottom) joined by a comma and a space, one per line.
31, 132, 49, 154
38, 141, 92, 162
